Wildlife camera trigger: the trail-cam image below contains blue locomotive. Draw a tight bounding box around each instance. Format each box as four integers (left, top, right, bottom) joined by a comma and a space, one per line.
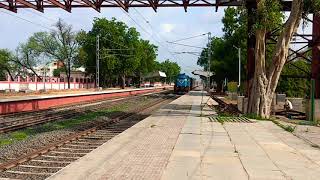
174, 73, 196, 94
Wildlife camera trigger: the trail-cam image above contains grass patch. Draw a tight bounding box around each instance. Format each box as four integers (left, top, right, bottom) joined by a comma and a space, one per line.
272, 120, 296, 133
0, 103, 131, 147
216, 117, 225, 125
11, 132, 28, 140
298, 121, 317, 126
0, 139, 12, 147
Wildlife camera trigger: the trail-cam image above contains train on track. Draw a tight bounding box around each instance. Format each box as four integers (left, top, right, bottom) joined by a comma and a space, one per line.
174, 73, 196, 94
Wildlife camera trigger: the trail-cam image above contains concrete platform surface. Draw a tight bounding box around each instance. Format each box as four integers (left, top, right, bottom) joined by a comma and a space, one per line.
48, 91, 320, 180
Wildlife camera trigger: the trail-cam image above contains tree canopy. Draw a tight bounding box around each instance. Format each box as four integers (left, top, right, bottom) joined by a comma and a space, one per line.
77, 17, 178, 88
197, 7, 247, 91
155, 59, 181, 83
29, 19, 79, 88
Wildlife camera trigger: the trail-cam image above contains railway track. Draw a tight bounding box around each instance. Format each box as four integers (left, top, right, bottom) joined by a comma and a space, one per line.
0, 94, 175, 180
209, 93, 241, 116
0, 90, 168, 134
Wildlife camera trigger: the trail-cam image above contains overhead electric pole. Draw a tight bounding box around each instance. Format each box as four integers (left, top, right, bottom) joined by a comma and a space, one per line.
96, 34, 100, 89
207, 32, 211, 90
233, 45, 241, 91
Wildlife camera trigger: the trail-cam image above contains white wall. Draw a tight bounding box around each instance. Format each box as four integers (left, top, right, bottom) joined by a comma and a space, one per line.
0, 82, 95, 91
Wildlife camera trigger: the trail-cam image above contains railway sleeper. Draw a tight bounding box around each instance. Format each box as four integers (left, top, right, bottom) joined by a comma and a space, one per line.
49, 151, 87, 155
53, 148, 91, 154
34, 155, 79, 162
9, 165, 59, 174
47, 152, 85, 158
30, 159, 72, 164
25, 160, 70, 167
76, 139, 108, 144
0, 171, 50, 180
62, 144, 97, 150
70, 141, 104, 145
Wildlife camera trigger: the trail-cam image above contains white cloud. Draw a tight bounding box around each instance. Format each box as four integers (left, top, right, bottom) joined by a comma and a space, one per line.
161, 23, 175, 33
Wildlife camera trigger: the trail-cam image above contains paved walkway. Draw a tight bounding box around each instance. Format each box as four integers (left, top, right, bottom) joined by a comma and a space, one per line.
48, 91, 320, 180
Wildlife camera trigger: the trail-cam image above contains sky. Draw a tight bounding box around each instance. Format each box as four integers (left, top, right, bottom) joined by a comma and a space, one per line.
0, 6, 313, 77
0, 7, 226, 77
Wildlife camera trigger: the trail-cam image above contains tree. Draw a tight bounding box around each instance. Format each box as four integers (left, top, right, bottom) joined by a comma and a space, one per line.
13, 42, 42, 79
198, 8, 247, 92
29, 19, 79, 89
0, 49, 16, 81
277, 60, 311, 97
135, 39, 158, 84
248, 0, 319, 118
53, 68, 65, 77
157, 60, 181, 83
78, 17, 158, 88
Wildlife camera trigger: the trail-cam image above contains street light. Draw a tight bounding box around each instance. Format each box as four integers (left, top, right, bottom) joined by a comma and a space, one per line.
233, 45, 241, 91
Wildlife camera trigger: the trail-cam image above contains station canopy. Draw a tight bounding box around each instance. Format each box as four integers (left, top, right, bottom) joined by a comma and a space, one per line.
192, 70, 214, 78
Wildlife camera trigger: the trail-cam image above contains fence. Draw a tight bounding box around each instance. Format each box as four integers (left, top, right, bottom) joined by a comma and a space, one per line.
1, 75, 95, 91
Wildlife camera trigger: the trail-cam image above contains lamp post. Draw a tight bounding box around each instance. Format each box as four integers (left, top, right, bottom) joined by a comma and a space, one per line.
233, 46, 241, 92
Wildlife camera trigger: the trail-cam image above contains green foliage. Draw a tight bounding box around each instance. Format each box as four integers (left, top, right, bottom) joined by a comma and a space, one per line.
197, 8, 247, 91
254, 0, 284, 31
0, 49, 14, 80
28, 19, 79, 88
227, 81, 238, 92
156, 59, 181, 82
77, 17, 158, 87
277, 60, 311, 98
272, 120, 296, 132
53, 68, 65, 77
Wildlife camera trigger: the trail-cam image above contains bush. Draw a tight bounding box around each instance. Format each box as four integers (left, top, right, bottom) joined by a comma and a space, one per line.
227, 81, 238, 93
53, 68, 65, 77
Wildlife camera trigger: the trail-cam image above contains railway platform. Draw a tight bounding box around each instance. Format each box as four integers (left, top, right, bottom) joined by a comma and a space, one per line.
0, 87, 168, 115
48, 91, 320, 180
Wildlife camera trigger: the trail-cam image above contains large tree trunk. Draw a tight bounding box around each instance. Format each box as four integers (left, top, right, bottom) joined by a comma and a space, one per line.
248, 0, 303, 118
121, 74, 125, 89
67, 59, 71, 89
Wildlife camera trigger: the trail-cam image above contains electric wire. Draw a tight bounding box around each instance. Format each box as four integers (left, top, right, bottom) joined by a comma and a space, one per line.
0, 9, 54, 31
123, 8, 182, 62
168, 33, 208, 43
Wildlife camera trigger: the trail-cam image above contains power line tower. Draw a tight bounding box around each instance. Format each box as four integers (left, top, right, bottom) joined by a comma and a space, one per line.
96, 34, 100, 88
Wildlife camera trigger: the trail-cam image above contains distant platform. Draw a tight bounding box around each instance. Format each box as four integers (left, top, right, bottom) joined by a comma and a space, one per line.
48, 91, 320, 180
0, 87, 169, 115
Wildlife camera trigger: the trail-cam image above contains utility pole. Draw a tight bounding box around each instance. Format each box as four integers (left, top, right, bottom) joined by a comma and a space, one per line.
96, 34, 100, 89
233, 46, 241, 92
207, 32, 211, 91
237, 47, 241, 89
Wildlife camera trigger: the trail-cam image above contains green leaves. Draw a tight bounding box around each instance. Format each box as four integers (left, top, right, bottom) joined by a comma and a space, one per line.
158, 60, 181, 83
277, 60, 311, 97
78, 17, 159, 87
254, 0, 284, 31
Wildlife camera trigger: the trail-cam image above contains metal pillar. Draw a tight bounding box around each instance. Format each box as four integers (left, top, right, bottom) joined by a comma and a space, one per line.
246, 1, 256, 97
96, 35, 100, 88
312, 14, 320, 98
208, 32, 211, 90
